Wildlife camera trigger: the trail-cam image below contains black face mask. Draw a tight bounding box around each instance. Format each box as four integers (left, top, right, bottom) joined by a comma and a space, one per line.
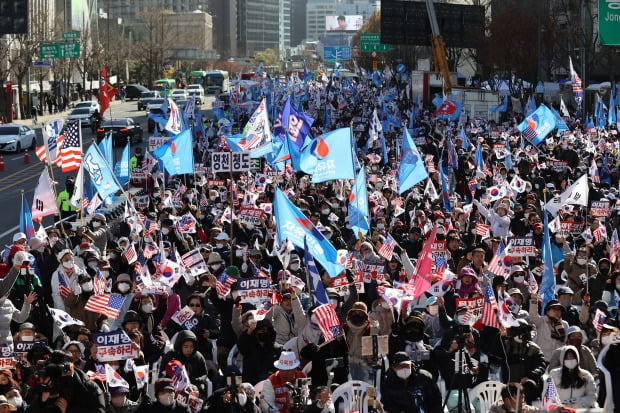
348, 314, 368, 326
256, 332, 271, 342
403, 329, 424, 342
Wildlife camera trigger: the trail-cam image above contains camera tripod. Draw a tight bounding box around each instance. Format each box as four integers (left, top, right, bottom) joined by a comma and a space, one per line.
441, 346, 473, 413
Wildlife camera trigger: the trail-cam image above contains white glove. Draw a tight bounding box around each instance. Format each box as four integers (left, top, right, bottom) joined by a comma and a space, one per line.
12, 251, 29, 267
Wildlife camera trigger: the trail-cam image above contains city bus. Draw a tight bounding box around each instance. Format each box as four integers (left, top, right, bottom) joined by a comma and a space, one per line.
205, 70, 230, 94
189, 70, 208, 87
153, 79, 177, 97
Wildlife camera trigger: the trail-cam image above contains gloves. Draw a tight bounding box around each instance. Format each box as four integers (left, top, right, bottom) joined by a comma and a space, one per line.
345, 270, 355, 284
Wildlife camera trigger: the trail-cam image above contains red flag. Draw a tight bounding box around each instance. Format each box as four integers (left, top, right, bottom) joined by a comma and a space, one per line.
410, 226, 438, 299
99, 67, 118, 115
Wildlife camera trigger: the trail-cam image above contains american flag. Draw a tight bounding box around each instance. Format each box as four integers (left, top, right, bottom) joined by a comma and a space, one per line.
313, 303, 344, 343
216, 274, 237, 297
133, 252, 146, 277
58, 273, 71, 299
84, 294, 125, 320
199, 194, 208, 208
175, 214, 197, 234
593, 309, 607, 333
93, 269, 106, 295
378, 234, 396, 260
143, 219, 158, 236
541, 376, 562, 411
611, 229, 620, 264
143, 243, 158, 259
527, 271, 539, 294
488, 242, 511, 276
56, 121, 82, 172
87, 364, 107, 382
122, 243, 137, 265
475, 222, 491, 238
594, 226, 608, 242
481, 284, 500, 329
82, 197, 90, 210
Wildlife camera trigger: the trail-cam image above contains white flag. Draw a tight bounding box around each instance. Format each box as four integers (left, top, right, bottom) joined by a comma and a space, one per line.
87, 193, 103, 215
69, 164, 84, 208
424, 179, 439, 200
369, 108, 383, 144
560, 96, 570, 117
32, 169, 59, 221
105, 363, 130, 388
133, 365, 149, 389
509, 175, 527, 193
548, 215, 561, 233
545, 174, 588, 215
49, 307, 85, 329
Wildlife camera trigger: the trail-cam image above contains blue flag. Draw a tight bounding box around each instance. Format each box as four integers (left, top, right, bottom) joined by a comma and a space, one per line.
504, 138, 513, 170
440, 165, 452, 212
20, 195, 35, 239
304, 237, 329, 305
348, 167, 370, 239
459, 127, 470, 151
273, 188, 344, 277
540, 212, 556, 310
432, 93, 443, 109
489, 95, 508, 113
550, 108, 569, 132
609, 87, 617, 126
517, 104, 556, 146
299, 127, 356, 183
83, 144, 121, 200
398, 128, 428, 194
98, 134, 113, 166
475, 143, 484, 171
153, 129, 194, 175
114, 142, 130, 186
274, 98, 314, 152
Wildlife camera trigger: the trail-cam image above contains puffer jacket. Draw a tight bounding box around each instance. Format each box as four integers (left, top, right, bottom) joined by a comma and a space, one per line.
529, 300, 569, 360
548, 344, 598, 379
549, 345, 598, 409
563, 257, 598, 303
0, 267, 30, 347
160, 330, 209, 384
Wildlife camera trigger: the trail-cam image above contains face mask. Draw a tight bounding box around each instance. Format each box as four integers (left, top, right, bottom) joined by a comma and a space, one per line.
161, 228, 170, 235
377, 223, 385, 229
158, 394, 174, 406
576, 258, 587, 266
118, 283, 130, 293
109, 253, 117, 259
602, 334, 616, 346
348, 314, 367, 326
235, 250, 244, 257
49, 236, 59, 246
381, 301, 391, 310
237, 393, 247, 406
321, 208, 330, 215
567, 338, 581, 347
428, 306, 438, 316
290, 263, 300, 271
144, 237, 153, 243
92, 221, 101, 228
7, 397, 22, 408
560, 298, 571, 307
62, 261, 73, 269
20, 267, 30, 276
82, 282, 93, 292
210, 196, 218, 201
456, 315, 467, 325
111, 364, 119, 371
564, 359, 578, 370
324, 233, 332, 240
36, 246, 45, 253
364, 253, 373, 260
513, 276, 524, 284
329, 299, 339, 308
555, 236, 563, 243
211, 264, 221, 271
88, 262, 98, 270
601, 268, 610, 275
141, 303, 153, 314
396, 367, 412, 379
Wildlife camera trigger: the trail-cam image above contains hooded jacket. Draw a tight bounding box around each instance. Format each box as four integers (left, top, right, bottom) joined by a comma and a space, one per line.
161, 330, 208, 384
549, 345, 597, 409
237, 319, 282, 384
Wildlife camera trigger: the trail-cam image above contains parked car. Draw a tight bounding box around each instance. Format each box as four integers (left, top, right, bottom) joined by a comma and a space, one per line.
125, 84, 149, 100
188, 84, 204, 94
138, 91, 161, 111
146, 98, 166, 112
96, 118, 143, 145
0, 124, 36, 153
170, 89, 188, 102
67, 108, 94, 126
73, 101, 99, 114
187, 90, 204, 105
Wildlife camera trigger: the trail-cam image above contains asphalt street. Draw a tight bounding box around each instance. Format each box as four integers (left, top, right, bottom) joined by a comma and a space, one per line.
0, 95, 215, 247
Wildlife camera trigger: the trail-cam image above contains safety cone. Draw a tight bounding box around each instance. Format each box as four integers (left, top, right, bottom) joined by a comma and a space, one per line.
23, 149, 29, 164
0, 155, 4, 171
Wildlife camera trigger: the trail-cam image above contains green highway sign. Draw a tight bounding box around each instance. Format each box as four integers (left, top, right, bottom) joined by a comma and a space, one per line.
360, 33, 391, 52
599, 0, 620, 45
62, 31, 80, 40
39, 42, 81, 59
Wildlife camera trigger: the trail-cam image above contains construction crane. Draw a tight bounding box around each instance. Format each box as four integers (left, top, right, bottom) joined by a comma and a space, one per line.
425, 0, 452, 93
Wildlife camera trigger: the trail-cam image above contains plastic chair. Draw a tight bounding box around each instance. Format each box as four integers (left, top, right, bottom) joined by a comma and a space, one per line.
227, 344, 244, 373
254, 379, 266, 399
331, 380, 377, 413
468, 380, 504, 413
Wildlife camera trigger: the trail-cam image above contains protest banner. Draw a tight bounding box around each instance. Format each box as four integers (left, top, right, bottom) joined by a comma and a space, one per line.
506, 237, 537, 257
92, 330, 139, 362
237, 207, 266, 226
237, 277, 273, 305
590, 200, 610, 217
330, 271, 364, 295
171, 306, 199, 330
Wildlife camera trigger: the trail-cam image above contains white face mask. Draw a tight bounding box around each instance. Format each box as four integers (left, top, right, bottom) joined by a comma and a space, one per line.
237, 393, 247, 406
216, 243, 224, 249
36, 246, 45, 253
602, 334, 616, 346
364, 253, 373, 260
118, 283, 131, 293
62, 260, 73, 269
564, 359, 578, 370
49, 236, 59, 246
321, 208, 330, 215
142, 303, 153, 314
100, 271, 109, 278
211, 263, 221, 271
396, 367, 412, 379
377, 223, 385, 229
210, 196, 218, 201
576, 258, 587, 266
513, 276, 524, 284
7, 396, 22, 408
158, 394, 174, 406
324, 233, 332, 240
289, 263, 300, 271
92, 221, 101, 228
161, 228, 170, 235
235, 250, 244, 257
109, 253, 117, 259
82, 282, 93, 292
428, 306, 438, 315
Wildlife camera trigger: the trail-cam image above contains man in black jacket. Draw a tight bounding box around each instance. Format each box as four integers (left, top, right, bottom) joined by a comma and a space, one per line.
380, 352, 442, 413
237, 319, 281, 385
137, 378, 190, 413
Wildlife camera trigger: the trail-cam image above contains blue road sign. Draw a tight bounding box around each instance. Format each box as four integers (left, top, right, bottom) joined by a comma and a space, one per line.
33, 60, 52, 67
323, 46, 351, 60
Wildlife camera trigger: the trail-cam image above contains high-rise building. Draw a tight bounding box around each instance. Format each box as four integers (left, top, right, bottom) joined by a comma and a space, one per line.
290, 0, 307, 47
96, 0, 209, 21
165, 11, 214, 60
237, 0, 280, 57
209, 0, 237, 58
279, 0, 291, 58
306, 0, 336, 42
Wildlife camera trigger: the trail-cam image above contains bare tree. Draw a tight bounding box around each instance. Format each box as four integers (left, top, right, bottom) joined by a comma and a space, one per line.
133, 9, 175, 86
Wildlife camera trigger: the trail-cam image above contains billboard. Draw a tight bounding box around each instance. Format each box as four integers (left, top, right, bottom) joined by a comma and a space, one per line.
325, 15, 363, 31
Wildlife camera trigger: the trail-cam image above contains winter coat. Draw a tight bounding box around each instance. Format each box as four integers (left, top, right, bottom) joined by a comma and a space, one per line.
237, 319, 282, 385
549, 345, 598, 409
160, 330, 209, 384
0, 267, 28, 346
272, 305, 296, 345
137, 399, 190, 413
549, 344, 598, 379
51, 265, 85, 311
563, 258, 598, 303
473, 199, 511, 238
529, 300, 569, 360
380, 368, 442, 413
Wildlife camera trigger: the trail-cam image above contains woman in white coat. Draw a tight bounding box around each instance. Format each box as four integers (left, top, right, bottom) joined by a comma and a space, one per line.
549, 345, 598, 409
472, 199, 511, 238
